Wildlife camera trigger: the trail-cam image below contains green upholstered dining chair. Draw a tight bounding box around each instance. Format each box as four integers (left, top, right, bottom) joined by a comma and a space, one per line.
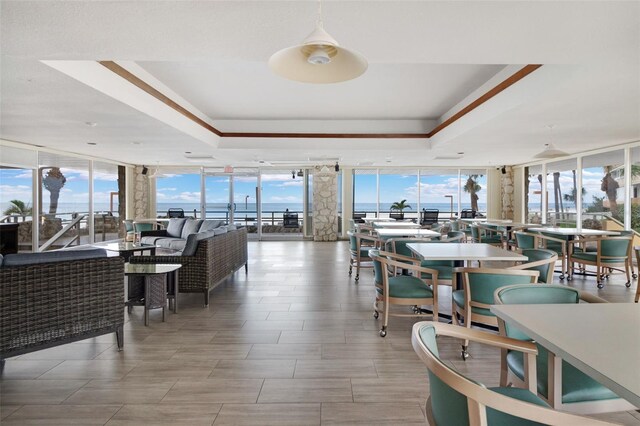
452, 267, 539, 359
535, 230, 570, 280
494, 284, 633, 415
514, 231, 538, 250
370, 251, 439, 337
411, 322, 614, 426
441, 230, 466, 242
133, 221, 155, 233
509, 248, 558, 284
567, 235, 632, 288
123, 220, 135, 242
470, 225, 504, 247
348, 231, 380, 281
388, 238, 457, 287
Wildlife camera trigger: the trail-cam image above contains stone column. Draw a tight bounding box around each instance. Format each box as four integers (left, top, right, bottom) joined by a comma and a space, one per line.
501, 166, 514, 220
312, 172, 338, 241
133, 165, 150, 219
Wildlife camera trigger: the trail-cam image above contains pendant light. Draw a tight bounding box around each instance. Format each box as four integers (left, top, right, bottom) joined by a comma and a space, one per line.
268, 0, 368, 84
534, 125, 568, 159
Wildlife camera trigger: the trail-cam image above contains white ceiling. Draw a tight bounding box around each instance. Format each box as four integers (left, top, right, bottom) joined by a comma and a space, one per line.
1, 1, 639, 168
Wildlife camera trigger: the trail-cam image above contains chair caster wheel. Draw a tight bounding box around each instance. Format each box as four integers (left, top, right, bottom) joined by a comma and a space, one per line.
354, 276, 359, 282
559, 274, 565, 280
597, 282, 604, 289
379, 327, 387, 337
633, 274, 638, 279
566, 276, 573, 281
373, 311, 379, 319
348, 271, 352, 276
461, 347, 469, 361
626, 281, 631, 288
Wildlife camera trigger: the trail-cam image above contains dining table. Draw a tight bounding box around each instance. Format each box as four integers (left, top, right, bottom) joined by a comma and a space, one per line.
372, 221, 421, 228
375, 228, 440, 239
491, 303, 640, 408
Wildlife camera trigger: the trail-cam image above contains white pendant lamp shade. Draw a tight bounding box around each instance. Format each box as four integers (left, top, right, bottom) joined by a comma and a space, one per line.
534, 143, 568, 159
269, 24, 368, 84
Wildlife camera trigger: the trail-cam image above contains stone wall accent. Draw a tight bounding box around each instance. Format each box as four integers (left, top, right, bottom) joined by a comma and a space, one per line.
501, 166, 514, 220
312, 172, 338, 241
133, 165, 149, 219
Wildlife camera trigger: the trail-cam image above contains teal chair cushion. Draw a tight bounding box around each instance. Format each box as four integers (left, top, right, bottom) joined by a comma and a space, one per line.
134, 222, 155, 232
359, 247, 372, 257
520, 249, 556, 284
452, 290, 492, 316
376, 276, 433, 298
515, 233, 536, 249
369, 250, 383, 285
420, 263, 454, 280
571, 252, 626, 263
507, 345, 619, 404
482, 236, 504, 244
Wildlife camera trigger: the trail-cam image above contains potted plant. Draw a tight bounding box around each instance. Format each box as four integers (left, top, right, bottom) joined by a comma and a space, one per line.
390, 199, 412, 220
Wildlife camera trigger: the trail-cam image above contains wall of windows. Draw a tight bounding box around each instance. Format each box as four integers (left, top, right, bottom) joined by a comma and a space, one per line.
519, 143, 640, 233
351, 168, 489, 223
0, 142, 127, 252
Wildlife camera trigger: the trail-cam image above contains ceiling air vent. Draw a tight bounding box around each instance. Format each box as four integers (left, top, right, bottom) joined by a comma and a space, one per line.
433, 155, 464, 160
184, 154, 215, 161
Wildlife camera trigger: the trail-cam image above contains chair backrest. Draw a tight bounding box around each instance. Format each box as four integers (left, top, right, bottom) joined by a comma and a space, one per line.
513, 248, 558, 284
123, 220, 134, 232
599, 236, 632, 258
389, 238, 423, 258
514, 231, 536, 249
448, 220, 460, 231
494, 284, 580, 340
133, 222, 154, 232
460, 209, 476, 219
462, 268, 539, 308
167, 208, 185, 218
421, 209, 439, 226
369, 249, 384, 285
389, 212, 404, 221
347, 231, 358, 251
352, 212, 366, 223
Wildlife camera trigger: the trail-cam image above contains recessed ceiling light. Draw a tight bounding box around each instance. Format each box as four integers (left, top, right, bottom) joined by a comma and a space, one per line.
87, 142, 97, 145
85, 122, 97, 127
185, 151, 192, 154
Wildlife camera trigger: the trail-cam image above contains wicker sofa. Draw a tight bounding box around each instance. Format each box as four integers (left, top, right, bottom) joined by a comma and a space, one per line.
0, 249, 125, 363
131, 225, 248, 305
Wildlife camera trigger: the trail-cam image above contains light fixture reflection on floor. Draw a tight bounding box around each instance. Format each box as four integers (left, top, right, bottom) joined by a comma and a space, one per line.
268, 0, 367, 84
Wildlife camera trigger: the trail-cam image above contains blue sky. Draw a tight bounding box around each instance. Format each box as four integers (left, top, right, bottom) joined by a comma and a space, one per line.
0, 167, 118, 209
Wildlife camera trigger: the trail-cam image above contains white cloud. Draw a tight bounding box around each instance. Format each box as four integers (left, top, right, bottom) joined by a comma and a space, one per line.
269, 195, 301, 203
0, 184, 32, 202
158, 187, 177, 191
274, 180, 303, 187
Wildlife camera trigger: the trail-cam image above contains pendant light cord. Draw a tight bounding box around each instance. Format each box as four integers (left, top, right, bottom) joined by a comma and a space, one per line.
316, 0, 324, 28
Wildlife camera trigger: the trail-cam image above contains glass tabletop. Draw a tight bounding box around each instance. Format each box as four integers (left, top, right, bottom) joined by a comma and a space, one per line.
95, 242, 157, 252
124, 263, 182, 274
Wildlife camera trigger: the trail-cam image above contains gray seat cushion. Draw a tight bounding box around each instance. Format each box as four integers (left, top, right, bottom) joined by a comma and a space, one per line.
166, 218, 188, 238
140, 236, 162, 245
3, 249, 108, 267
181, 219, 204, 239
213, 227, 228, 235
155, 237, 186, 249
199, 220, 224, 232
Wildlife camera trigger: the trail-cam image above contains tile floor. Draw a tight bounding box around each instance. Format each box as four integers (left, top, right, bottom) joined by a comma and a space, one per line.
1, 240, 639, 425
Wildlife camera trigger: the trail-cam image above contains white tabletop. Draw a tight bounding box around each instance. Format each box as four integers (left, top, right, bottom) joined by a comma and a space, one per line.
491, 303, 640, 407
372, 221, 421, 228
362, 217, 395, 223
407, 243, 527, 261
376, 228, 441, 238
484, 221, 542, 229
536, 227, 620, 236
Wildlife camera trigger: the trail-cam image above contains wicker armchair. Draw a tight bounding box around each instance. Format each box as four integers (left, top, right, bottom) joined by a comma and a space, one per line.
1, 255, 125, 363
130, 227, 248, 306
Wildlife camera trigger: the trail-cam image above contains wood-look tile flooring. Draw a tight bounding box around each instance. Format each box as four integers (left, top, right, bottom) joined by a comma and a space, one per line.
2, 241, 639, 425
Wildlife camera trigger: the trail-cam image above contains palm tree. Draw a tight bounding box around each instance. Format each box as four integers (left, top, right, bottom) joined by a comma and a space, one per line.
42, 167, 66, 215
3, 199, 32, 218
390, 199, 412, 213
463, 175, 481, 211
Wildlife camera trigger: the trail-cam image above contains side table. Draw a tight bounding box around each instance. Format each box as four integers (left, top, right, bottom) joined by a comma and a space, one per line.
124, 263, 181, 325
